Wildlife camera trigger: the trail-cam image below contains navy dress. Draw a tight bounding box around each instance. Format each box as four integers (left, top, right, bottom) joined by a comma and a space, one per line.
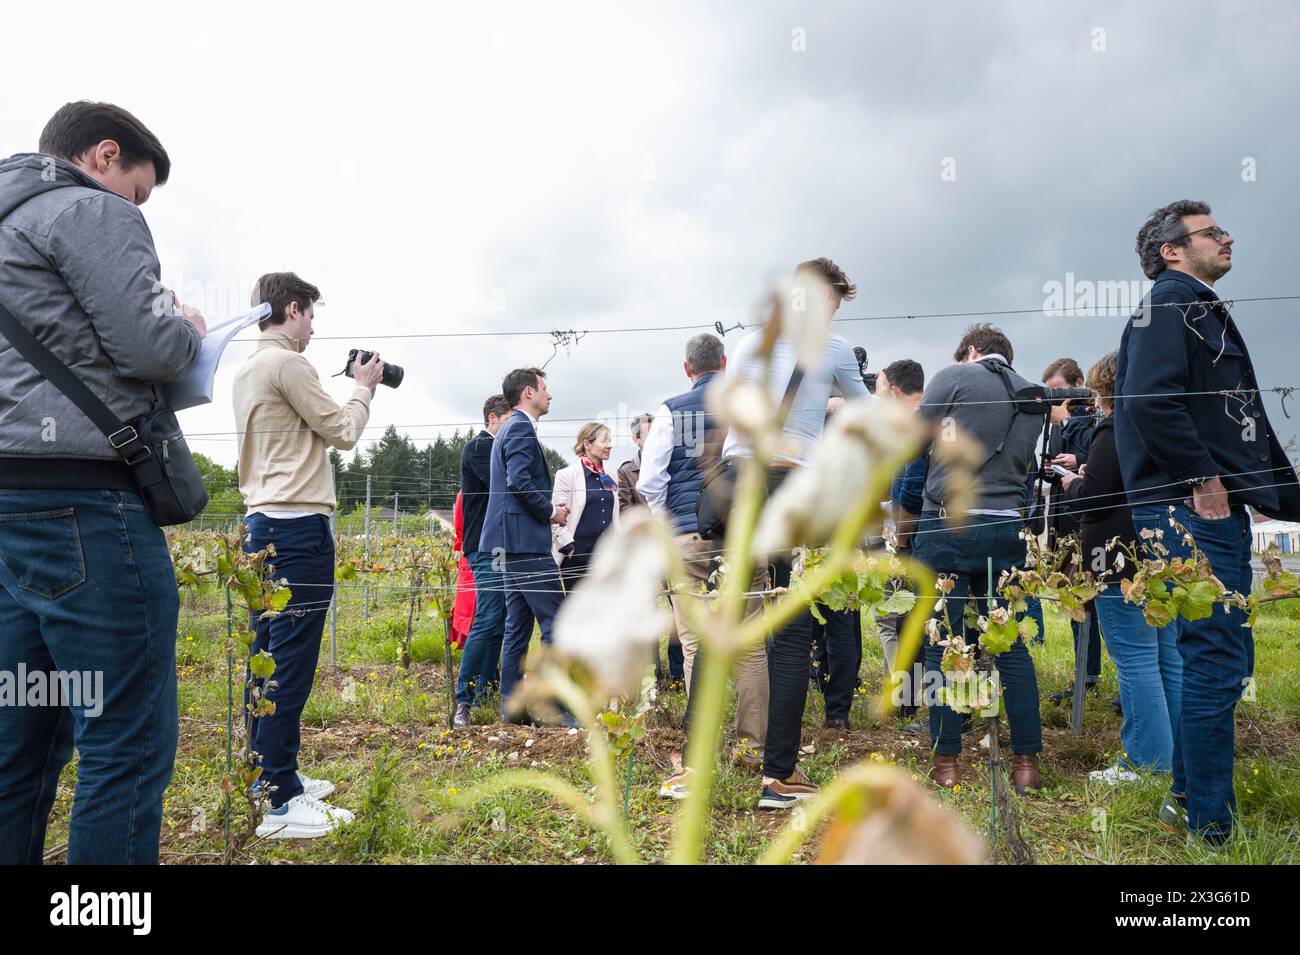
561, 467, 616, 592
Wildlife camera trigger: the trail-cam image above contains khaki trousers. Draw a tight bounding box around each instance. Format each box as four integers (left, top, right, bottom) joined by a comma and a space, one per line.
673, 532, 769, 751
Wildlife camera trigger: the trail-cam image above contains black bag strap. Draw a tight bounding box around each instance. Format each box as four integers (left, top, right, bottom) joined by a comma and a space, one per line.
777, 365, 806, 417
973, 358, 1023, 476
934, 357, 1025, 515
0, 298, 152, 466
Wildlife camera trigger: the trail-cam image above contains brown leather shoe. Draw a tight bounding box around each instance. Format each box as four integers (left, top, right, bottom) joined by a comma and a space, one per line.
929, 754, 960, 788
1011, 754, 1042, 795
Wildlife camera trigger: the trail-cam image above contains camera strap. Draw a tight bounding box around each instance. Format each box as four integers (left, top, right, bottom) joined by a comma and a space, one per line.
972, 358, 1026, 474
934, 358, 1027, 517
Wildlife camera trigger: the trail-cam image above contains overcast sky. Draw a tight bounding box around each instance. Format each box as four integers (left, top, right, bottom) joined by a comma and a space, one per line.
4, 1, 1298, 481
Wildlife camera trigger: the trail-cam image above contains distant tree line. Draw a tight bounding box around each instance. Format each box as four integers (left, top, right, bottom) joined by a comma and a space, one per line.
192, 424, 568, 520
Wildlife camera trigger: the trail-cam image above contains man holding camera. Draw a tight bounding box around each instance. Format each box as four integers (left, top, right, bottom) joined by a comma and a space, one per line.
0, 102, 205, 864
1117, 200, 1300, 847
1040, 357, 1103, 701
234, 272, 383, 838
913, 324, 1045, 793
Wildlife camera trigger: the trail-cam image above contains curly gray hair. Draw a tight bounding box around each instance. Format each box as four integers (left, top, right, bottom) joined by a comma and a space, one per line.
1135, 200, 1211, 280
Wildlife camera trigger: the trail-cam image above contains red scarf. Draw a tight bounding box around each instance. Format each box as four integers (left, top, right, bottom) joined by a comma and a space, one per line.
580, 454, 606, 476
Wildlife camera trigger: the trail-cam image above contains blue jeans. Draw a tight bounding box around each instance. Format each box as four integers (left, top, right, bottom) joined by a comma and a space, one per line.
455, 551, 505, 705
1131, 504, 1253, 837
243, 513, 334, 809
811, 604, 862, 721
1093, 591, 1182, 772
1026, 595, 1046, 645
913, 512, 1043, 757
499, 552, 565, 713
0, 490, 179, 864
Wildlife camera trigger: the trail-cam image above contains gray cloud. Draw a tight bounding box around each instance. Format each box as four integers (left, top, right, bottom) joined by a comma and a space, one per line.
4, 0, 1296, 467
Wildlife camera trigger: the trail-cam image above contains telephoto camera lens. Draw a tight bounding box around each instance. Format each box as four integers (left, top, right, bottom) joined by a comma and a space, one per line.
342, 349, 404, 389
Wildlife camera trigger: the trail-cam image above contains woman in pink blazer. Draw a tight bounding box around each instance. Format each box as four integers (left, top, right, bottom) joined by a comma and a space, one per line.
552, 422, 621, 591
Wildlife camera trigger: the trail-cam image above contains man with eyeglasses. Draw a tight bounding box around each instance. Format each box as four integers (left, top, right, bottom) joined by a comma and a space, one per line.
1116, 200, 1300, 848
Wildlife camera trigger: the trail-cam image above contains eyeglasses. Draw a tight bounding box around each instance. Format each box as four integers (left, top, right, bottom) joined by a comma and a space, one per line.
1176, 225, 1231, 243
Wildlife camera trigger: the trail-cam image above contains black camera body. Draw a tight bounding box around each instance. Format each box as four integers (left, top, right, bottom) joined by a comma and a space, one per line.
342, 349, 403, 389
853, 346, 878, 393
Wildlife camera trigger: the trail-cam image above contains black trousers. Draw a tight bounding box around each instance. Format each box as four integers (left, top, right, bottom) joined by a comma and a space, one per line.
762, 554, 817, 779
810, 604, 862, 721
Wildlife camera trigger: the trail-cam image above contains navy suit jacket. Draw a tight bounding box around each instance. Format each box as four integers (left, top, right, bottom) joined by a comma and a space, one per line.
459, 429, 494, 554
1115, 268, 1300, 519
479, 409, 554, 555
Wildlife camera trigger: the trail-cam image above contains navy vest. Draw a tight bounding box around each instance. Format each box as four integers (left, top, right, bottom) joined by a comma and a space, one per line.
663, 372, 721, 533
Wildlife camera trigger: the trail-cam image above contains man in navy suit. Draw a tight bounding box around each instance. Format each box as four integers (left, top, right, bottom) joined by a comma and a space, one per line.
479, 367, 569, 721
1118, 200, 1300, 846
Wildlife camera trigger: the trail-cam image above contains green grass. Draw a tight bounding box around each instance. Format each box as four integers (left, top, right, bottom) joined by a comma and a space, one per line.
41, 588, 1300, 865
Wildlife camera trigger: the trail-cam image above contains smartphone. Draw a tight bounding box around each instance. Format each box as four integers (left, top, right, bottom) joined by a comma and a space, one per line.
1051, 464, 1072, 477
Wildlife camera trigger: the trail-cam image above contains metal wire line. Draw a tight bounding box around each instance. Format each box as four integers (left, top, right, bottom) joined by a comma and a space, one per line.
225, 295, 1300, 343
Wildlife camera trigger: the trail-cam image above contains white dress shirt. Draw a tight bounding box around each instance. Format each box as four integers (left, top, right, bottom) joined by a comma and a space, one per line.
635, 402, 676, 516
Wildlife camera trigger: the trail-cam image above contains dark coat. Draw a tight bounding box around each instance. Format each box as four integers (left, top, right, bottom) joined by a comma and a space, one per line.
1115, 267, 1300, 519
458, 429, 493, 554
479, 410, 554, 555
1062, 415, 1136, 581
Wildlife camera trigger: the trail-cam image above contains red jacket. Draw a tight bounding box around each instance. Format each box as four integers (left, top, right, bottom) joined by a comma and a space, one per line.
451, 491, 476, 648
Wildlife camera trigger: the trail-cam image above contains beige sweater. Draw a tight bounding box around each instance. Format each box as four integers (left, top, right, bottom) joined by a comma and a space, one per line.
233, 332, 372, 516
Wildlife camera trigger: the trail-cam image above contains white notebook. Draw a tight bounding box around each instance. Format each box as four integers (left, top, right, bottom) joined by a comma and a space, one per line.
165, 302, 272, 411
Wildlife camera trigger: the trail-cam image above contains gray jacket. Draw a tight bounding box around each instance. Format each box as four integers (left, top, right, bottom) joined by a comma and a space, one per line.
918, 355, 1042, 513
0, 153, 200, 473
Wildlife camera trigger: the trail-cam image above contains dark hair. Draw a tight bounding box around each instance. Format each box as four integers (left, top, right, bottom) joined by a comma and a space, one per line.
631, 412, 654, 438
1136, 200, 1212, 280
1041, 357, 1085, 386
252, 272, 322, 331
796, 257, 857, 301
483, 394, 511, 423
502, 367, 545, 407
39, 101, 171, 185
684, 333, 725, 374
881, 359, 924, 395
953, 323, 1014, 365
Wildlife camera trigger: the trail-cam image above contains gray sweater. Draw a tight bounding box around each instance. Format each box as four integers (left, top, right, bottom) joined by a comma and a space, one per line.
0, 154, 200, 478
917, 356, 1041, 513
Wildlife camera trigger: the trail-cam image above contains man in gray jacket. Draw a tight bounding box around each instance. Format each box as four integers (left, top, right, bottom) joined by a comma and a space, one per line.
0, 102, 204, 864
912, 323, 1044, 794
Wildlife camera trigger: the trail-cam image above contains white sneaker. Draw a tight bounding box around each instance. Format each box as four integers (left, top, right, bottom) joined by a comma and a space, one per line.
658, 766, 693, 800
256, 794, 355, 839
297, 770, 336, 800
1088, 765, 1140, 786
